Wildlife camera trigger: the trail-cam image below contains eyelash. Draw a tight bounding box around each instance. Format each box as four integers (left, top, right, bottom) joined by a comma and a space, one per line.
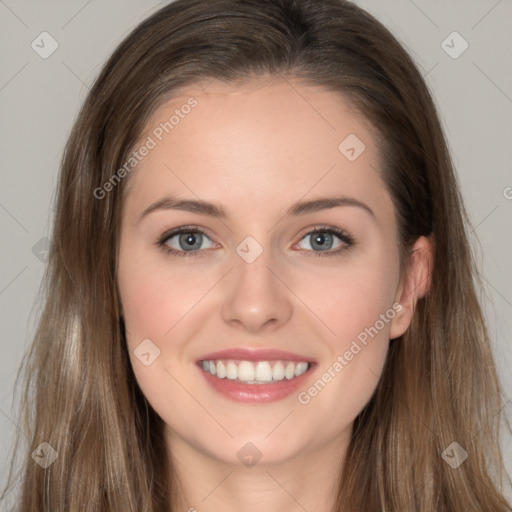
156, 225, 356, 259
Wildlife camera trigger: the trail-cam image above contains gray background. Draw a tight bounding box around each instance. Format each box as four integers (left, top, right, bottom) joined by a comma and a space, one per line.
1, 0, 511, 503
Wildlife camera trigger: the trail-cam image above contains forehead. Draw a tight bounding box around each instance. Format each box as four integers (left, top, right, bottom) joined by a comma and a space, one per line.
122, 77, 390, 224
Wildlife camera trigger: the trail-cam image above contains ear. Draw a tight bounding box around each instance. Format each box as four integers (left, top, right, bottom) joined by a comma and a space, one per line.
389, 236, 434, 340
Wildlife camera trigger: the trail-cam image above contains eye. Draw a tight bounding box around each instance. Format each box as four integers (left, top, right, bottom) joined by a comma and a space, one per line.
156, 225, 355, 258
294, 226, 355, 257
157, 227, 217, 257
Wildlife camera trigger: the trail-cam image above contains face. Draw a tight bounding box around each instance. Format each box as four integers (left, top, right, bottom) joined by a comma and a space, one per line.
117, 76, 415, 468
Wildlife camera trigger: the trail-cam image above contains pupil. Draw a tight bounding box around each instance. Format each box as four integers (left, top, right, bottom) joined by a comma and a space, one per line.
313, 232, 332, 250
180, 232, 201, 250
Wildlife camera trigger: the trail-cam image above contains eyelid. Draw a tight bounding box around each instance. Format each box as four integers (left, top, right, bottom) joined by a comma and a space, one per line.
157, 224, 215, 242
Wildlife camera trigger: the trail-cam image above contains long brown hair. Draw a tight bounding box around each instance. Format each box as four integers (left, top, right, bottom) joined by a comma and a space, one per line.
2, 0, 510, 510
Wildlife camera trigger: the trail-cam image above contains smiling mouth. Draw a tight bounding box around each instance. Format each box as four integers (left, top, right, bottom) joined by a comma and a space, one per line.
198, 359, 312, 384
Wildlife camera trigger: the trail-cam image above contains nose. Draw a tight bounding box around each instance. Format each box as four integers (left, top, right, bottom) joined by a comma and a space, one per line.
220, 243, 293, 334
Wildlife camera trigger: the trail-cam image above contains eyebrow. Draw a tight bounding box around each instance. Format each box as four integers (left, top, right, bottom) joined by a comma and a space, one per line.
138, 195, 375, 223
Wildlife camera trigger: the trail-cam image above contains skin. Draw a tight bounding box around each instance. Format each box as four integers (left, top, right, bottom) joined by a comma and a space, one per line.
117, 76, 432, 512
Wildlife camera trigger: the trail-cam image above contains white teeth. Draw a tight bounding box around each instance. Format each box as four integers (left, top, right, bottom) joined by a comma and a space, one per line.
255, 361, 273, 382
216, 360, 227, 378
285, 362, 295, 380
272, 361, 285, 381
295, 362, 308, 377
226, 361, 238, 380
238, 361, 255, 381
200, 359, 310, 384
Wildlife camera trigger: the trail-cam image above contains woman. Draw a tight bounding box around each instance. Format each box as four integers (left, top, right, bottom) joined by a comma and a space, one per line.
3, 0, 511, 510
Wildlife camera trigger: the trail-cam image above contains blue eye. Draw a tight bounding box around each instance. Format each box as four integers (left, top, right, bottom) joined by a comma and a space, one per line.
158, 227, 216, 257
157, 225, 355, 258
295, 227, 354, 257
297, 226, 356, 258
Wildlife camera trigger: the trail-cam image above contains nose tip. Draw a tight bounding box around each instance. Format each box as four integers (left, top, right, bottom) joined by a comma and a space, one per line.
221, 247, 293, 333
229, 313, 280, 334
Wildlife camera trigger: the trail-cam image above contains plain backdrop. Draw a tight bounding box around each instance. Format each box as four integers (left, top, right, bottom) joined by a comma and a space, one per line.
1, 0, 511, 503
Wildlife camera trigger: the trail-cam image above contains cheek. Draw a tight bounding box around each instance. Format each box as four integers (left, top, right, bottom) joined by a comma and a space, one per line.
327, 281, 396, 345
118, 256, 208, 346
293, 255, 398, 417
118, 257, 205, 420
119, 267, 169, 345
305, 254, 399, 347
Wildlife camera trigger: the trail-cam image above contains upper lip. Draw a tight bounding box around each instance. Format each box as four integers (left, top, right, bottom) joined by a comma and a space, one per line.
198, 347, 316, 363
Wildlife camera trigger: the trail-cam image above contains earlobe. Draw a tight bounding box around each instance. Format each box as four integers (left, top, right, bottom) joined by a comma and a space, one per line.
389, 236, 434, 339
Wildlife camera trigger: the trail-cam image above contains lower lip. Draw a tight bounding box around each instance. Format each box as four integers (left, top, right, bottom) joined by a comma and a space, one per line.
197, 363, 316, 403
